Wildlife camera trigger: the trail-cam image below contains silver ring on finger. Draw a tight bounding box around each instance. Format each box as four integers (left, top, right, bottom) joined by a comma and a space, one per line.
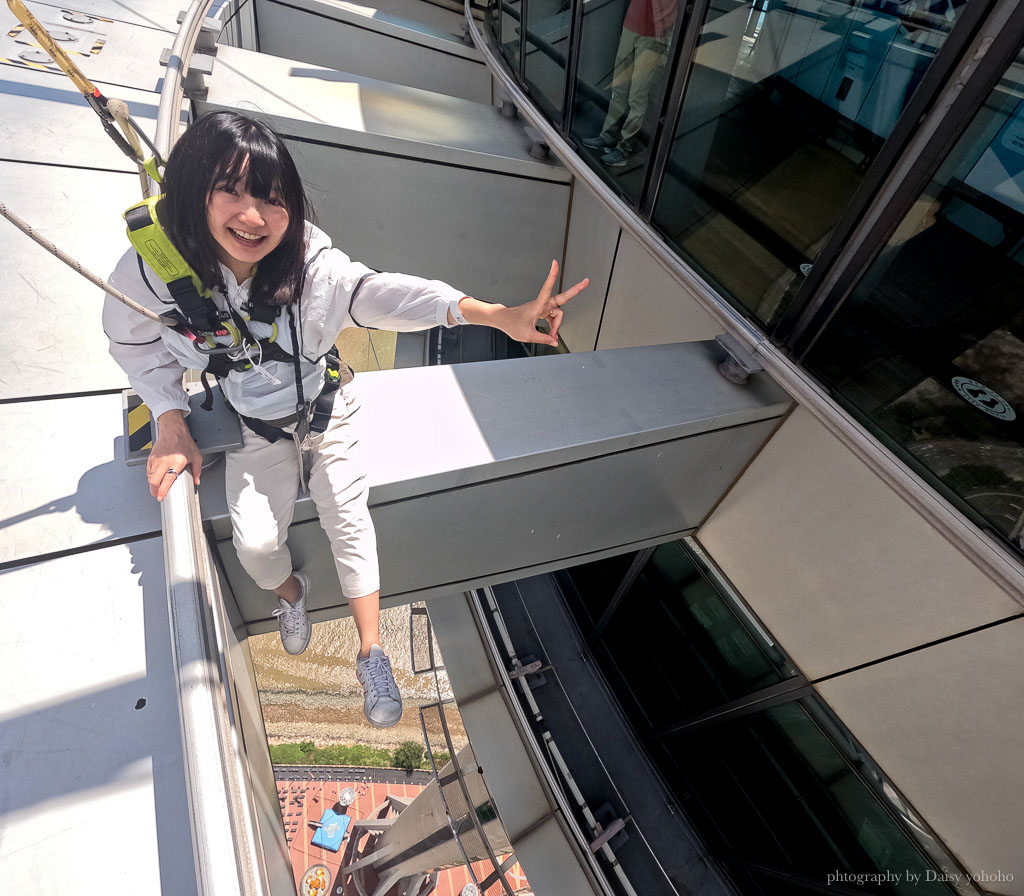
166, 468, 178, 476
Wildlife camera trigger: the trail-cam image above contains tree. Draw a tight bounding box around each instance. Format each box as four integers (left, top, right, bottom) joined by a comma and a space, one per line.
393, 740, 425, 772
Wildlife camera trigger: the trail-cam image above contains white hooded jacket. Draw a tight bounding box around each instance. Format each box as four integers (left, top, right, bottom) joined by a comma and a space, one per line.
103, 223, 465, 421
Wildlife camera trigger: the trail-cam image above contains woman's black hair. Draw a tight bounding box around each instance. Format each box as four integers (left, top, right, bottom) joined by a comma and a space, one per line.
160, 110, 313, 306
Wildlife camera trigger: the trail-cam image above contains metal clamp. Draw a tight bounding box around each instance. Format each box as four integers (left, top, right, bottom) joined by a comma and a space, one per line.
715, 333, 763, 385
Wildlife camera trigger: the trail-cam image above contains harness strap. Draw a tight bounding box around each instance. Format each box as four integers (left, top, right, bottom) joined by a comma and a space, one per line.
167, 276, 227, 336
347, 271, 377, 329
225, 359, 349, 443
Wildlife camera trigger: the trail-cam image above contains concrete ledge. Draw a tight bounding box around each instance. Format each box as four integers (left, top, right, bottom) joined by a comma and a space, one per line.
198, 342, 791, 627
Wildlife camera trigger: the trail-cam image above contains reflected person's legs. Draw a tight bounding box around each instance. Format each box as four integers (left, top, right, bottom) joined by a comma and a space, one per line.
601, 26, 641, 142
617, 34, 670, 153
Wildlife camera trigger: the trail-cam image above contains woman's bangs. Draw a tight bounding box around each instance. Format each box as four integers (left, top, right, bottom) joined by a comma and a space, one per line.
241, 139, 286, 200
210, 143, 285, 201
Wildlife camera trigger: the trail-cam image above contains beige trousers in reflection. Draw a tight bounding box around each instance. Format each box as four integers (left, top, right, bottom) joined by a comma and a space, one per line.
225, 382, 380, 599
601, 27, 670, 150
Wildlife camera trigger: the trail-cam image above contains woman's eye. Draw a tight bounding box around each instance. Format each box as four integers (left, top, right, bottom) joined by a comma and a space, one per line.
267, 196, 285, 207
216, 184, 238, 196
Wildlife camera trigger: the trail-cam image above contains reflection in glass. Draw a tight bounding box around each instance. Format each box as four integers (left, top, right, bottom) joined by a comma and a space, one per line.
499, 0, 523, 73
562, 540, 794, 731
571, 0, 679, 201
652, 0, 964, 327
805, 49, 1024, 556
524, 0, 572, 120
654, 700, 955, 893
556, 548, 639, 626
484, 0, 502, 48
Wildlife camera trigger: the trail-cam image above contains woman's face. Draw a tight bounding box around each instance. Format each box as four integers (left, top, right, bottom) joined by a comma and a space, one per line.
206, 174, 289, 283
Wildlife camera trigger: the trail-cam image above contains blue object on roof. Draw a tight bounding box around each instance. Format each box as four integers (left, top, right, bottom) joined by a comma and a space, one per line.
311, 809, 351, 852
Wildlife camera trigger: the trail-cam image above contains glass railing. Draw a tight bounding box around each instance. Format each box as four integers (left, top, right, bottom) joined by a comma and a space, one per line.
803, 46, 1024, 559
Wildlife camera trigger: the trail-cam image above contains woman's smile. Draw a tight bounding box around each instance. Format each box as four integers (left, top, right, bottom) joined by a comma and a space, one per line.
207, 179, 289, 282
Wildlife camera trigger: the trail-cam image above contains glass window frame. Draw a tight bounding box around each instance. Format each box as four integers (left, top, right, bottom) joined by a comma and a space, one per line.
783, 0, 1024, 358
484, 0, 1024, 346
520, 0, 575, 124
639, 0, 1001, 331
652, 694, 975, 894
552, 537, 979, 892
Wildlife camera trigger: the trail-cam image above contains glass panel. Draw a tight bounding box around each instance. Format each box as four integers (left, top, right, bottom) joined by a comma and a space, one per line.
556, 549, 640, 628
499, 0, 523, 73
570, 0, 680, 202
804, 49, 1024, 557
652, 0, 967, 327
485, 0, 502, 46
654, 700, 955, 893
523, 0, 571, 121
567, 541, 794, 731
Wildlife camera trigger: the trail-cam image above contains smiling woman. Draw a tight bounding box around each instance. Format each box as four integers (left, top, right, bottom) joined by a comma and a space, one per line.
102, 110, 588, 732
158, 112, 312, 309
206, 181, 290, 281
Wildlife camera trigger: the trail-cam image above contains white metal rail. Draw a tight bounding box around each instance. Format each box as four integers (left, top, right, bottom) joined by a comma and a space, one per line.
154, 4, 272, 895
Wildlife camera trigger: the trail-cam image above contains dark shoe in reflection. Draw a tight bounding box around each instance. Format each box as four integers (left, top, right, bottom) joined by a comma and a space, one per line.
582, 133, 616, 150
601, 147, 629, 167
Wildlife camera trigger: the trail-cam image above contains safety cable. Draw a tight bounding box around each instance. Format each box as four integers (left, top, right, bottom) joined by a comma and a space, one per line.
6, 0, 166, 180
107, 98, 153, 199
0, 201, 177, 327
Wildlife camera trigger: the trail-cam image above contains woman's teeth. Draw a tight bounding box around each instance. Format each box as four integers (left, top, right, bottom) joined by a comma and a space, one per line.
230, 228, 263, 242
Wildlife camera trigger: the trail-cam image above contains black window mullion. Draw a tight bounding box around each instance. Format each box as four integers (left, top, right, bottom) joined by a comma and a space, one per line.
561, 0, 586, 133
518, 0, 529, 83
638, 0, 713, 219
784, 0, 1024, 360
592, 545, 655, 638
647, 677, 813, 740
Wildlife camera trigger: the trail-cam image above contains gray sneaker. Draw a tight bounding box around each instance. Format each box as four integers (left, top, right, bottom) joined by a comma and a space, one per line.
582, 133, 616, 150
355, 644, 403, 728
601, 147, 629, 167
272, 571, 311, 655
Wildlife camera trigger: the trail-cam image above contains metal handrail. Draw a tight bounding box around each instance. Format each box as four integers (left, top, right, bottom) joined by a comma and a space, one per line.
154, 4, 271, 895
464, 0, 1024, 605
153, 0, 217, 170
420, 642, 519, 895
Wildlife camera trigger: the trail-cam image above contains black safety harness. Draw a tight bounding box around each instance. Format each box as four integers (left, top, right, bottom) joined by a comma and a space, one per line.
124, 196, 352, 443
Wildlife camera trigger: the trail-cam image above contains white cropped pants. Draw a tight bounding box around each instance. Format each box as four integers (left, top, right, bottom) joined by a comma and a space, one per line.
225, 382, 380, 599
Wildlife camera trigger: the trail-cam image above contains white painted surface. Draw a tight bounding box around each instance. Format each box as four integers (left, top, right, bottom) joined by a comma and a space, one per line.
329, 0, 467, 33
560, 180, 620, 352
595, 229, 721, 349
255, 0, 490, 102
0, 163, 143, 399
698, 406, 1022, 677
24, 0, 179, 31
0, 541, 197, 896
0, 70, 164, 170
2, 2, 173, 93
818, 620, 1024, 894
0, 394, 158, 564
286, 136, 570, 305
210, 344, 790, 623
203, 44, 567, 179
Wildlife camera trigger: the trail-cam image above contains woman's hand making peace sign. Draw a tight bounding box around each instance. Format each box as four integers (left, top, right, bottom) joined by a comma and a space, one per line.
449, 260, 589, 347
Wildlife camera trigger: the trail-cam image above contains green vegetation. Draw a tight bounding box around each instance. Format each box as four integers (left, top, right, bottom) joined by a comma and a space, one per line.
269, 741, 450, 770
393, 741, 425, 772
